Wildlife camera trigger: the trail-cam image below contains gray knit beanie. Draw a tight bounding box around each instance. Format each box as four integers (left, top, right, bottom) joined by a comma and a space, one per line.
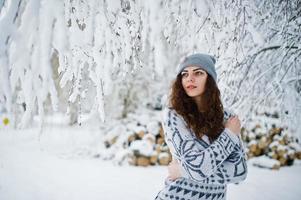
177, 53, 217, 82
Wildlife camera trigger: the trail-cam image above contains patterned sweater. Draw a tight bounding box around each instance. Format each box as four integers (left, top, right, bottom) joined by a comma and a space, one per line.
155, 107, 248, 200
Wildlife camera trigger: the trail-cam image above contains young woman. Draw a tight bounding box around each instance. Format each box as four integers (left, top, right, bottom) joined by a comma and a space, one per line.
155, 53, 247, 200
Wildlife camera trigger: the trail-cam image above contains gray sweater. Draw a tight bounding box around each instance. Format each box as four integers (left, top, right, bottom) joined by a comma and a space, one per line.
155, 108, 247, 200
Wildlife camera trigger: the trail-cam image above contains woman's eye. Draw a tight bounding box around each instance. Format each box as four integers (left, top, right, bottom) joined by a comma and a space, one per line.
195, 71, 204, 75
181, 73, 188, 78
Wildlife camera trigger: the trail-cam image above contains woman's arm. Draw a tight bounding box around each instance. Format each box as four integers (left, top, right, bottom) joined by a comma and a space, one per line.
167, 109, 247, 184
213, 144, 248, 184
168, 150, 247, 184
199, 136, 247, 184
223, 108, 247, 161
162, 108, 240, 182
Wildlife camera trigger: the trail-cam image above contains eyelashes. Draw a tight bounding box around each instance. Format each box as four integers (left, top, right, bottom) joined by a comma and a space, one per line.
181, 72, 188, 77
181, 70, 205, 77
195, 71, 204, 75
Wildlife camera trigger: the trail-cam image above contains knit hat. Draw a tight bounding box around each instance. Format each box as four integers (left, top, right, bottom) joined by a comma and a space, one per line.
177, 53, 217, 82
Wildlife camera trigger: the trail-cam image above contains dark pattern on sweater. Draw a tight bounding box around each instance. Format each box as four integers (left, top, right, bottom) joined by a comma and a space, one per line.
154, 108, 247, 200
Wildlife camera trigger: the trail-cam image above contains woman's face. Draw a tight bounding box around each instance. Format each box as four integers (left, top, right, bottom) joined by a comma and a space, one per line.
181, 66, 208, 98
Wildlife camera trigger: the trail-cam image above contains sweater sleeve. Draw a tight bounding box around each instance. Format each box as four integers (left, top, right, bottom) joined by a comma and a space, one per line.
223, 108, 247, 158
199, 109, 248, 184
215, 141, 248, 184
223, 108, 246, 157
202, 137, 248, 184
201, 108, 248, 184
162, 108, 240, 182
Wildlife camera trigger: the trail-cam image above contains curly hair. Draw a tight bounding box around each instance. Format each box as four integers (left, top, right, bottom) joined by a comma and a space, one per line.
169, 73, 224, 142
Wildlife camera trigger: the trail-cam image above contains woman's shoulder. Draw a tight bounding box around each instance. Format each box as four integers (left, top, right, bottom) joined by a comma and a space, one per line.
161, 107, 192, 138
162, 107, 176, 121
162, 107, 186, 125
162, 106, 183, 117
162, 106, 176, 115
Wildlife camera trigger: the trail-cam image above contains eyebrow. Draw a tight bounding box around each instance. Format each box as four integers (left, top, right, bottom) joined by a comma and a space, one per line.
182, 68, 204, 72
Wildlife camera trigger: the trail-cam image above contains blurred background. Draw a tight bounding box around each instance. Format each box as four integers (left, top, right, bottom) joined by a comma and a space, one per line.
0, 0, 300, 199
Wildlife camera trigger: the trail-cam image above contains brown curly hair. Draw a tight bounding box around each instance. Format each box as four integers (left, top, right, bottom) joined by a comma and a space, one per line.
170, 73, 224, 142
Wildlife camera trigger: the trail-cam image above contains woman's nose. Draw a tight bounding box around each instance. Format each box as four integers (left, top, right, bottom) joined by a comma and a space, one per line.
188, 74, 194, 82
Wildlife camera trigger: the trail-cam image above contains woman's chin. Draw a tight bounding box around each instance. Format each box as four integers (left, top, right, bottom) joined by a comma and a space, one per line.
186, 93, 201, 98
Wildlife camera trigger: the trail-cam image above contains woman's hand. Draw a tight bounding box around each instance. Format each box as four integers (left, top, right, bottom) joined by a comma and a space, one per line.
225, 116, 241, 135
167, 159, 182, 181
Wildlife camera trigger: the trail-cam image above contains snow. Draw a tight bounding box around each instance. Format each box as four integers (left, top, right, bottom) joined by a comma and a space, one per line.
103, 125, 125, 142
248, 155, 280, 169
158, 152, 169, 160
129, 140, 153, 157
126, 123, 146, 133
248, 140, 257, 146
0, 1, 301, 198
1, 125, 301, 200
269, 141, 279, 148
0, 0, 300, 141
290, 143, 301, 151
277, 144, 287, 151
146, 121, 160, 135
143, 133, 156, 143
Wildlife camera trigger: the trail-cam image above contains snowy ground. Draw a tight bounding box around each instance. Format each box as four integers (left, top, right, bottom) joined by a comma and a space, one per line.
1, 123, 301, 200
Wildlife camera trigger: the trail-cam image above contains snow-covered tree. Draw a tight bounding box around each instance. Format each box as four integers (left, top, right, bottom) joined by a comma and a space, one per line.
0, 0, 300, 139
0, 0, 66, 128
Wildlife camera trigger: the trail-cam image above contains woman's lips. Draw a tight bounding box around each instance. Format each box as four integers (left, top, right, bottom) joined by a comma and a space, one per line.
186, 85, 197, 90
